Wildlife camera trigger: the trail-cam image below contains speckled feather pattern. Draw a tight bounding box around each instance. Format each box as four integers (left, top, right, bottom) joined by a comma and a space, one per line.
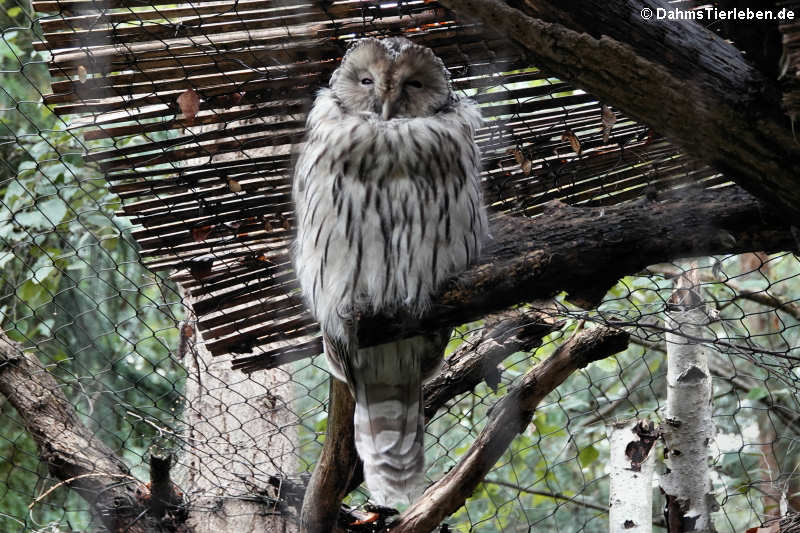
292, 38, 488, 506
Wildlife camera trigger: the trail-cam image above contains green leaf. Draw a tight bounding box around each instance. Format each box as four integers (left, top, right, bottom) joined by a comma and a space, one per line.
37, 197, 69, 225
7, 5, 21, 17
578, 444, 599, 467
14, 209, 48, 229
746, 386, 769, 401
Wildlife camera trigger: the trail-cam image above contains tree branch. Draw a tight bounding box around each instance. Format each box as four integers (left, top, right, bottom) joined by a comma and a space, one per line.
301, 379, 358, 533
482, 479, 608, 513
424, 307, 561, 420
0, 334, 149, 532
300, 308, 558, 531
388, 326, 630, 532
649, 266, 800, 323
440, 0, 800, 217
0, 333, 185, 533
357, 186, 794, 349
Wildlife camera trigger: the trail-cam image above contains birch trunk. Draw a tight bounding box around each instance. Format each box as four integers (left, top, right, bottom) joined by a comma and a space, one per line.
661, 275, 716, 533
608, 419, 657, 533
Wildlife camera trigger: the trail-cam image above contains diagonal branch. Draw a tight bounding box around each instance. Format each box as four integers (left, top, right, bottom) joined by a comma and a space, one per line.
440, 0, 800, 217
0, 333, 183, 533
424, 306, 561, 420
388, 325, 630, 532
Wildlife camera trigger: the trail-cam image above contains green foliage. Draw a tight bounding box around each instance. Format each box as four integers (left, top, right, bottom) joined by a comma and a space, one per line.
1, 14, 187, 528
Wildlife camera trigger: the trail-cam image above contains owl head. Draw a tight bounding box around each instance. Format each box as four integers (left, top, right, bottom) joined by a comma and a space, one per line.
329, 37, 452, 120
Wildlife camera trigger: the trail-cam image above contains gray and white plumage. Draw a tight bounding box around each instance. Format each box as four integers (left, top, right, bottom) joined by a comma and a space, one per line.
292, 37, 488, 506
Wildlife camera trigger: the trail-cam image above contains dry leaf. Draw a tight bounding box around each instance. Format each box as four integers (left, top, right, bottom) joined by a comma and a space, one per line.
177, 89, 200, 124
77, 65, 88, 84
506, 147, 532, 176
521, 158, 532, 177
191, 225, 213, 242
227, 179, 242, 193
601, 105, 616, 143
218, 91, 245, 108
561, 129, 582, 156
230, 92, 244, 107
264, 219, 274, 232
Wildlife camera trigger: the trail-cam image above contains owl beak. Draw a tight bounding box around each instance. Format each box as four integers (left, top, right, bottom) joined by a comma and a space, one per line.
381, 98, 396, 121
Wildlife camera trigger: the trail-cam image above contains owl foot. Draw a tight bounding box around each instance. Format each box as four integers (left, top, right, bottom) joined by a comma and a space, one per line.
343, 504, 399, 531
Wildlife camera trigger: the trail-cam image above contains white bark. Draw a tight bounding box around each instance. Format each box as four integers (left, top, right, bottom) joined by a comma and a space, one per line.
661, 279, 716, 533
608, 419, 656, 533
175, 307, 299, 533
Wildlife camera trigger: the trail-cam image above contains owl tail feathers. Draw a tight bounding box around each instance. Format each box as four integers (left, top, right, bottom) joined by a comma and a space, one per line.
353, 377, 426, 507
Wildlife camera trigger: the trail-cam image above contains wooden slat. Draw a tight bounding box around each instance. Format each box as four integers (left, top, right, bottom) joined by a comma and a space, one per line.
229, 338, 323, 371
33, 0, 280, 13
39, 0, 283, 30
35, 4, 446, 51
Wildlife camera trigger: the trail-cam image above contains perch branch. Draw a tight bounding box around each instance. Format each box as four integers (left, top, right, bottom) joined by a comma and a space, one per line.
388, 326, 630, 532
0, 333, 154, 533
301, 378, 359, 533
439, 0, 800, 217
357, 186, 794, 349
301, 307, 559, 530
424, 306, 561, 420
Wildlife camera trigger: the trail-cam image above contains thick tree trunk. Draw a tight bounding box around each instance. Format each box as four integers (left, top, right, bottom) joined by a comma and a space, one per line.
176, 305, 299, 533
440, 0, 800, 218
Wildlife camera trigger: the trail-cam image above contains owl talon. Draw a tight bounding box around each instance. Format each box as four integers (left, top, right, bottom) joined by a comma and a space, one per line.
344, 504, 398, 530
348, 511, 380, 526
363, 503, 399, 516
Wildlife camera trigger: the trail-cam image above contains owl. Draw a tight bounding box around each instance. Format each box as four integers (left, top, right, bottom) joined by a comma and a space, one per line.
292, 37, 488, 507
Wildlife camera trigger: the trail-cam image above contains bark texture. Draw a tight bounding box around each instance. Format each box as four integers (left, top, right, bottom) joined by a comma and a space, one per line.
175, 313, 299, 533
661, 276, 717, 533
608, 419, 657, 533
439, 0, 800, 218
300, 378, 358, 533
423, 307, 560, 419
358, 187, 794, 349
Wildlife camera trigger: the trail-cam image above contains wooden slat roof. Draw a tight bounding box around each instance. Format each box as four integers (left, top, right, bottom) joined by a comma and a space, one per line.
36, 0, 724, 371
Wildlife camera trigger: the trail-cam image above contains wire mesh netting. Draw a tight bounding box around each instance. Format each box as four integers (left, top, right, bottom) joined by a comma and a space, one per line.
2, 0, 800, 531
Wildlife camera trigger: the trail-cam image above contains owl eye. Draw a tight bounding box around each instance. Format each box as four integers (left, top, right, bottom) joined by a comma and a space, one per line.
361, 78, 373, 86
406, 80, 423, 89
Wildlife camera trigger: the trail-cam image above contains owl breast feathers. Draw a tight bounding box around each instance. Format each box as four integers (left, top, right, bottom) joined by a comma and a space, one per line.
292, 37, 488, 507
